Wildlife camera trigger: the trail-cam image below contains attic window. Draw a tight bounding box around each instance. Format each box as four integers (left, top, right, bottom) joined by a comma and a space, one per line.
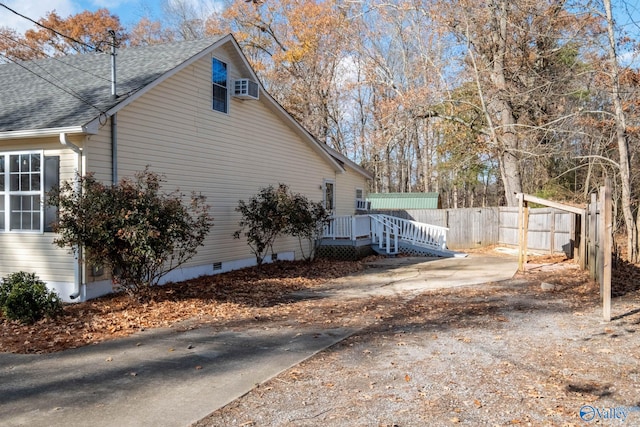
212, 58, 228, 114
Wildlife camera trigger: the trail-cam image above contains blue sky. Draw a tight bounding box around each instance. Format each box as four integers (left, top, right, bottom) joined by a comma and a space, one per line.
1, 0, 168, 32
2, 0, 639, 67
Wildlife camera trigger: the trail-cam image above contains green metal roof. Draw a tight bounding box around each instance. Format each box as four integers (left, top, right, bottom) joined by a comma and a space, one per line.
367, 192, 440, 209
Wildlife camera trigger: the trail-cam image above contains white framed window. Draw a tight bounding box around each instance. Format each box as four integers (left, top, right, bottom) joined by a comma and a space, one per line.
355, 188, 363, 200
0, 151, 57, 233
323, 179, 335, 212
212, 57, 228, 114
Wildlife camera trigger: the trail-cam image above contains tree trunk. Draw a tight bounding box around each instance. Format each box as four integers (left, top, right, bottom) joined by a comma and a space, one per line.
463, 0, 522, 206
498, 141, 523, 206
604, 0, 638, 262
491, 0, 522, 206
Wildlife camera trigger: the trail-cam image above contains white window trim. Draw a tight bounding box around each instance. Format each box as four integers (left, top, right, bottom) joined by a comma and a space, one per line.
0, 150, 45, 234
323, 179, 335, 213
212, 56, 229, 115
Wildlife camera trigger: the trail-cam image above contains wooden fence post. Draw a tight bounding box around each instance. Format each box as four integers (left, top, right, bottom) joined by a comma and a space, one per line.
602, 179, 612, 322
518, 194, 524, 272
579, 210, 586, 270
588, 192, 597, 279
523, 203, 529, 267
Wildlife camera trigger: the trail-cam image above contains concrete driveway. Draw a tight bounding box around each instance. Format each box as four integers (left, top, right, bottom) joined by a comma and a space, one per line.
0, 254, 518, 427
315, 254, 519, 298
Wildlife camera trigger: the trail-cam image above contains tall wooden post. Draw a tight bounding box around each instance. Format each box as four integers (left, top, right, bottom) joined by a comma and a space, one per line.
579, 210, 586, 270
602, 179, 612, 321
523, 203, 529, 268
517, 193, 530, 272
518, 194, 524, 272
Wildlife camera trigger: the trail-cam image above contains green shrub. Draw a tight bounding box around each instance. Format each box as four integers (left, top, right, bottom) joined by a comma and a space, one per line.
233, 184, 292, 266
0, 272, 62, 324
48, 168, 213, 298
234, 184, 330, 265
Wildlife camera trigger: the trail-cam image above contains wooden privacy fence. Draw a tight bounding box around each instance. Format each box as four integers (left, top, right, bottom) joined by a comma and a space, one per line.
373, 206, 574, 253
375, 187, 613, 321
374, 187, 613, 321
514, 189, 612, 322
500, 207, 576, 255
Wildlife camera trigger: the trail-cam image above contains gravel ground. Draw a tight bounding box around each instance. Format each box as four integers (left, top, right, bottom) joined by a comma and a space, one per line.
193, 262, 640, 426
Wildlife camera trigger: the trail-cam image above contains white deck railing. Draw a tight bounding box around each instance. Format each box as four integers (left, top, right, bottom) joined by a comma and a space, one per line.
322, 213, 449, 255
373, 214, 448, 250
370, 214, 399, 254
323, 215, 371, 240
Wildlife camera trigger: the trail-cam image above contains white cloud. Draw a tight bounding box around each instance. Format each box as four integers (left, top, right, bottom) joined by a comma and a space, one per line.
619, 50, 640, 68
0, 0, 76, 33
336, 54, 360, 89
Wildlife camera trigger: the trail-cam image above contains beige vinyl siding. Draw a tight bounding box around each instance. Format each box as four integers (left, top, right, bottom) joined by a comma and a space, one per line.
111, 48, 335, 265
335, 167, 368, 216
85, 130, 114, 183
0, 138, 78, 283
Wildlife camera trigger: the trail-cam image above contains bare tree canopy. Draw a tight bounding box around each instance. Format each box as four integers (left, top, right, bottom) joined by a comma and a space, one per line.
2, 0, 639, 259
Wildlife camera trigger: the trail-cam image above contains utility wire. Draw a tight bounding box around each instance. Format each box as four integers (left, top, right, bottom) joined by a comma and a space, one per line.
0, 32, 112, 83
0, 2, 102, 52
0, 52, 106, 114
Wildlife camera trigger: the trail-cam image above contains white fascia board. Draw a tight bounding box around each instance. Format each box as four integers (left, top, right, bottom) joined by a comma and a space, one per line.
0, 124, 97, 140
322, 144, 373, 180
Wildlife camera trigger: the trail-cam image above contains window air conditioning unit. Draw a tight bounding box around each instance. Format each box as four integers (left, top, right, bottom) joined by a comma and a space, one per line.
233, 79, 259, 100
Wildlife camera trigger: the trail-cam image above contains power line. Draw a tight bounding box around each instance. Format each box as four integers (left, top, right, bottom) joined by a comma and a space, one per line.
0, 2, 113, 112
0, 2, 102, 53
0, 32, 112, 83
0, 51, 106, 114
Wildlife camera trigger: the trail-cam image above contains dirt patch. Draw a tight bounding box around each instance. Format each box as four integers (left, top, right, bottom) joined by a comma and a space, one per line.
193, 258, 640, 426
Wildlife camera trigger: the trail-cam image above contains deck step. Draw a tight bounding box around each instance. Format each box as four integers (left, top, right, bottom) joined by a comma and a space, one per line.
371, 244, 397, 256
398, 241, 467, 258
371, 242, 466, 258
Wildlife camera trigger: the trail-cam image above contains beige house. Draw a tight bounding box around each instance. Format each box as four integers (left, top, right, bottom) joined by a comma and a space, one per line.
0, 34, 371, 302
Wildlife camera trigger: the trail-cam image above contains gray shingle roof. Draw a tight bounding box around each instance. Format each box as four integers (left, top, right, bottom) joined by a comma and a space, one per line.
0, 38, 221, 132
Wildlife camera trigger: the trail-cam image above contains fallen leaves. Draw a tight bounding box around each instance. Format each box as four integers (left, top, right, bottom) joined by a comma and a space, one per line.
0, 259, 368, 354
189, 253, 640, 427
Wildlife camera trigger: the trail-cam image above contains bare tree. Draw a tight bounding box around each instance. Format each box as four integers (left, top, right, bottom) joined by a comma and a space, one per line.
602, 0, 638, 261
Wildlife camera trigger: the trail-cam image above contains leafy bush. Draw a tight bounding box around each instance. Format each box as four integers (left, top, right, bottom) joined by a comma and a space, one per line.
0, 272, 62, 324
234, 184, 330, 264
48, 168, 213, 298
234, 184, 292, 266
285, 193, 331, 261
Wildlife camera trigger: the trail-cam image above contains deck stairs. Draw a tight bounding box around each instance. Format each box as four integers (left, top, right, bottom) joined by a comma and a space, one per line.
369, 214, 466, 258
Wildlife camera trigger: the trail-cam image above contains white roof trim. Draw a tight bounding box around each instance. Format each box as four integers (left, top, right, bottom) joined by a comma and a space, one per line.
89, 34, 347, 174
0, 124, 97, 140
321, 144, 373, 180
